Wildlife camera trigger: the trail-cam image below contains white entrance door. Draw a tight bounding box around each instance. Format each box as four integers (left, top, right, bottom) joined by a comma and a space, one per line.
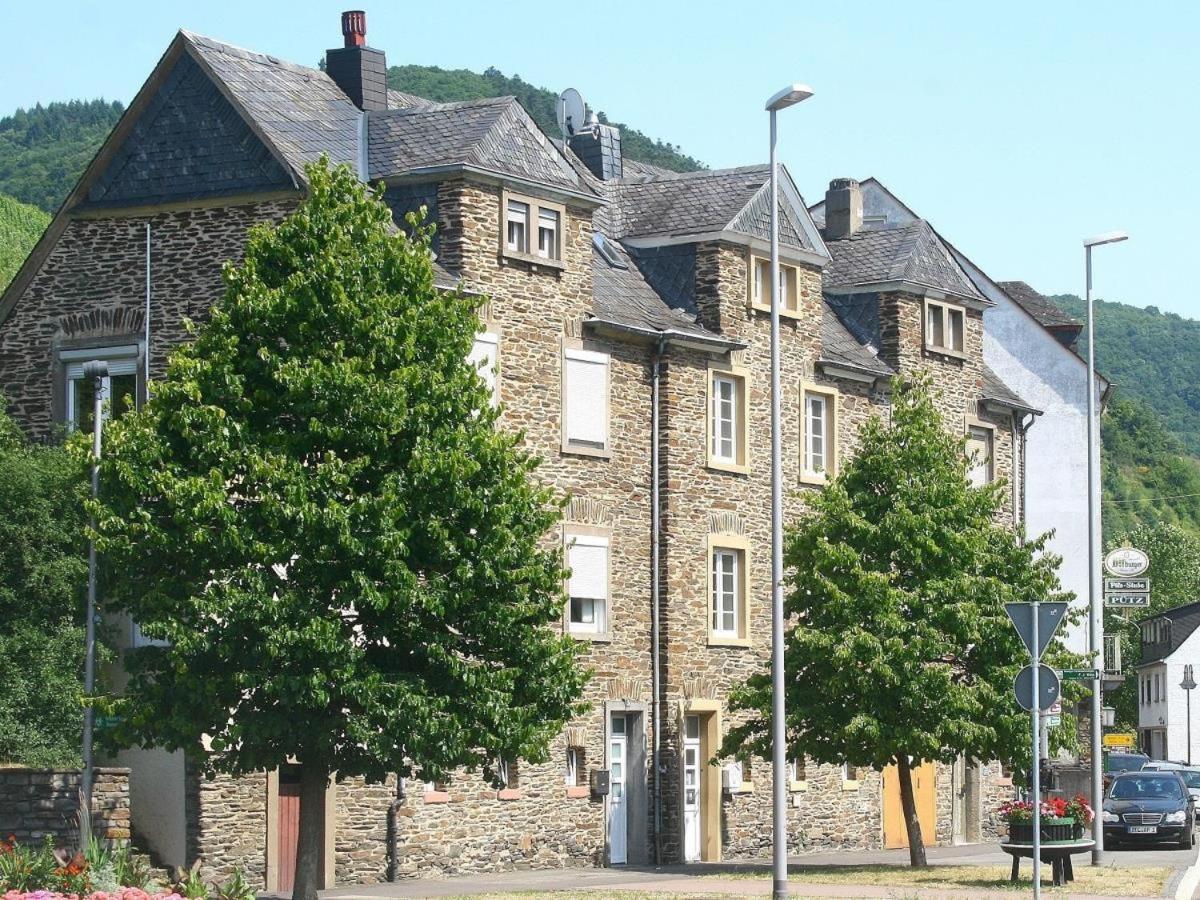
609, 713, 628, 864
683, 714, 701, 862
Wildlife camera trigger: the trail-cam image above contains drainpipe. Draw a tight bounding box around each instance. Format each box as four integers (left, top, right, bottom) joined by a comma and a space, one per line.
650, 335, 665, 865
387, 776, 406, 881
1014, 411, 1037, 526
144, 224, 151, 393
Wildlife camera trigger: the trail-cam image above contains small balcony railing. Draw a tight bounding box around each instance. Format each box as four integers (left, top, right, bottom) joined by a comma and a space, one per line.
1104, 634, 1122, 675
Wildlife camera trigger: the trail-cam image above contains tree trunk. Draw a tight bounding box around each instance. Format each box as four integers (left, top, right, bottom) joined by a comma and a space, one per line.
292, 763, 328, 900
896, 754, 927, 868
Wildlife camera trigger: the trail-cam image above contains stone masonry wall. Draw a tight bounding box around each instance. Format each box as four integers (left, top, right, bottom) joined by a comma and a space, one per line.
0, 767, 130, 850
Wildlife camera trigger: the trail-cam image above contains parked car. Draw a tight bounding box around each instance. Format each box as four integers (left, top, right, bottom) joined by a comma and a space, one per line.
1102, 772, 1196, 848
1142, 762, 1200, 816
1105, 752, 1149, 774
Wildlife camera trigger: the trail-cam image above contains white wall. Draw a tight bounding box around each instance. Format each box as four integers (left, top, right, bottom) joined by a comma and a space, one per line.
1141, 630, 1200, 764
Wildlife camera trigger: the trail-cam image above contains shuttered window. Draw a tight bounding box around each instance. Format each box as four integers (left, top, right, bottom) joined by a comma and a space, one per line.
563, 347, 609, 452
567, 534, 608, 635
966, 424, 994, 486
62, 344, 140, 433
468, 331, 500, 406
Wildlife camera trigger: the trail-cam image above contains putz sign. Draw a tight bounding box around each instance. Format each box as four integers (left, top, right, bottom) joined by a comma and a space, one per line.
1105, 547, 1150, 578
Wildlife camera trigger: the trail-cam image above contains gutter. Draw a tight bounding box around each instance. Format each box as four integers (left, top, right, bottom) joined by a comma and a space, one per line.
583, 317, 745, 354
1015, 411, 1037, 527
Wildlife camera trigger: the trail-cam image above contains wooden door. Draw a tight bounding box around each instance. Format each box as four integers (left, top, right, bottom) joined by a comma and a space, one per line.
277, 767, 301, 893
883, 761, 937, 849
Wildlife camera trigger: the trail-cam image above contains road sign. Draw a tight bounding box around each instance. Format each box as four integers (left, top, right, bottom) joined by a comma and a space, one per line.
1106, 578, 1150, 593
1062, 668, 1100, 681
1105, 594, 1151, 608
1005, 602, 1069, 660
1105, 547, 1149, 578
1015, 664, 1061, 711
1103, 733, 1137, 749
1047, 715, 1062, 727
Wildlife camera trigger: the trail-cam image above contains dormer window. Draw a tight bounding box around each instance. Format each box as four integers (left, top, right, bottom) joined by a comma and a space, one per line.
502, 191, 566, 267
749, 255, 800, 316
925, 299, 965, 355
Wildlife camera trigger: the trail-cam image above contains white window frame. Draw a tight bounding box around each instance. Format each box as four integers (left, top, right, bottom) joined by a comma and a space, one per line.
501, 190, 566, 268
800, 382, 839, 485
706, 363, 749, 473
505, 198, 529, 254
61, 344, 141, 431
468, 330, 500, 407
711, 549, 739, 637
707, 533, 750, 647
924, 298, 966, 356
566, 747, 581, 787
789, 756, 808, 792
561, 343, 611, 457
965, 420, 995, 486
564, 531, 611, 641
537, 207, 560, 260
748, 254, 801, 316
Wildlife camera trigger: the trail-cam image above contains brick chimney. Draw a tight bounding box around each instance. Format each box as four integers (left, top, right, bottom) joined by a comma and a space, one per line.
824, 178, 863, 240
569, 123, 623, 181
325, 11, 387, 111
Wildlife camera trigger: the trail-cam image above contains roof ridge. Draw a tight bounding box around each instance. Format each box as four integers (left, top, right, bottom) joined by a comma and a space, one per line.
621, 163, 764, 184
180, 30, 327, 80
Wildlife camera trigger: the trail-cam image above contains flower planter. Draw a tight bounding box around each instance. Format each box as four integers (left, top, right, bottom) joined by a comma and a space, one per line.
1008, 817, 1083, 844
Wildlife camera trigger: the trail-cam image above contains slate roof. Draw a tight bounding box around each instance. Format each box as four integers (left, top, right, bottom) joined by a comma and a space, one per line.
610, 166, 817, 253
998, 281, 1080, 329
823, 220, 985, 302
980, 364, 1038, 413
1141, 602, 1200, 665
819, 305, 893, 377
183, 31, 362, 180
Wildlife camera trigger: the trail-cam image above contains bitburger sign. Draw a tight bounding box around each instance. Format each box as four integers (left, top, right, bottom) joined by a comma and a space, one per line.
1104, 547, 1150, 578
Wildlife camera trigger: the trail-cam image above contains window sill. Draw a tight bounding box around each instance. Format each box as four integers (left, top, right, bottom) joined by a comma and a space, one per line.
749, 302, 804, 320
565, 785, 590, 799
789, 781, 808, 793
924, 345, 967, 362
497, 788, 523, 801
841, 780, 860, 792
567, 629, 613, 644
501, 251, 565, 272
562, 443, 612, 460
707, 459, 750, 475
731, 781, 755, 794
423, 791, 451, 804
799, 471, 830, 486
708, 634, 753, 649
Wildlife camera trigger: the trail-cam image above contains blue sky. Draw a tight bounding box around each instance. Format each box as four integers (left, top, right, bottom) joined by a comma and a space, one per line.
1, 0, 1194, 317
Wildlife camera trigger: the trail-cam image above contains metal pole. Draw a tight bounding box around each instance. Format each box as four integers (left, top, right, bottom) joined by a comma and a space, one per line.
80, 360, 107, 847
1188, 689, 1192, 767
1085, 245, 1104, 865
1032, 601, 1041, 899
768, 106, 788, 900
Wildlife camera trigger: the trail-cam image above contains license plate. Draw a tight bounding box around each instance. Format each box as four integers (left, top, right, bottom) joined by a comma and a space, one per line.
1128, 825, 1157, 834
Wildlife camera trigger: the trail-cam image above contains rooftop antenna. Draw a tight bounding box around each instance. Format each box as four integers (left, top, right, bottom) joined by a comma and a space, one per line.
558, 88, 586, 143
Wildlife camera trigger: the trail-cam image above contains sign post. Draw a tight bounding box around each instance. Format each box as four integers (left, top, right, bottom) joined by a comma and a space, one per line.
1006, 600, 1068, 900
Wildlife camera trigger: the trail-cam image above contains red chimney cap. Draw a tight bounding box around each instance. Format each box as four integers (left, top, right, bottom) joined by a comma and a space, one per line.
342, 10, 367, 47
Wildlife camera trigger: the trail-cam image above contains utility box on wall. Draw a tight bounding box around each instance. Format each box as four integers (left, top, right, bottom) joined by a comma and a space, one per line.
590, 769, 610, 797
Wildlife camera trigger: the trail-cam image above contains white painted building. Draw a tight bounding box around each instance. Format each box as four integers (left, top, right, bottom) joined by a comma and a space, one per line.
1138, 604, 1200, 763
811, 179, 1104, 654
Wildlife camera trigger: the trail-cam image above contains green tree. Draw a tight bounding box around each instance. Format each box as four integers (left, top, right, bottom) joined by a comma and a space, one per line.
0, 399, 90, 767
722, 377, 1068, 866
91, 160, 588, 900
1104, 523, 1200, 730
0, 193, 50, 292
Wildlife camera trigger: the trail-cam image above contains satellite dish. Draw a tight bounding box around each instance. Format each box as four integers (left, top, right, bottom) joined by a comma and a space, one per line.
558, 88, 586, 139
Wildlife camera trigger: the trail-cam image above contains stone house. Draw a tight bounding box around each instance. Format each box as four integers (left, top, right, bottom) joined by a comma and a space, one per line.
1138, 604, 1200, 762
0, 12, 1044, 889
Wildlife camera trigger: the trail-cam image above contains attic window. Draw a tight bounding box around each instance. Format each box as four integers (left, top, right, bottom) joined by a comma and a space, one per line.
501, 190, 566, 268
925, 298, 966, 356
592, 233, 627, 269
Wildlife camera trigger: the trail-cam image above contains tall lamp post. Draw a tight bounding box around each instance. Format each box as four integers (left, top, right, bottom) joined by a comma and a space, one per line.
765, 83, 812, 900
80, 360, 108, 845
1183, 666, 1197, 766
1084, 230, 1127, 865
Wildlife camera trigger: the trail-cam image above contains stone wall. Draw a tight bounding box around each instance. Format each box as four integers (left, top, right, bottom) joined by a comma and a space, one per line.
185, 767, 266, 887
0, 767, 130, 849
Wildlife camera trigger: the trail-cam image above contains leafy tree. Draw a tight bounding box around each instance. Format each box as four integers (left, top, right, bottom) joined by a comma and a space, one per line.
91, 160, 588, 900
0, 193, 49, 291
722, 377, 1067, 866
0, 399, 91, 767
1104, 523, 1200, 730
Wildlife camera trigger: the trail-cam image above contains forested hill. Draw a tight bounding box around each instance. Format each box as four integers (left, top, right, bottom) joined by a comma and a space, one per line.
0, 194, 49, 290
0, 100, 125, 213
1054, 294, 1200, 455
386, 65, 705, 174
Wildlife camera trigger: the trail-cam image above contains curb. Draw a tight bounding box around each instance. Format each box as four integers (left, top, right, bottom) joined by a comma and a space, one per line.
1173, 840, 1200, 900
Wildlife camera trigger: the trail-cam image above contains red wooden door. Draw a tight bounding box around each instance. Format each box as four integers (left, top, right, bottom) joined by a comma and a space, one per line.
277, 767, 301, 893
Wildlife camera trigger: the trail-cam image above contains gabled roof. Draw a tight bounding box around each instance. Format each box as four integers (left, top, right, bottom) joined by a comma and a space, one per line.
1140, 602, 1200, 666
998, 280, 1080, 330
819, 305, 893, 378
368, 96, 595, 198
609, 165, 827, 260
822, 219, 985, 303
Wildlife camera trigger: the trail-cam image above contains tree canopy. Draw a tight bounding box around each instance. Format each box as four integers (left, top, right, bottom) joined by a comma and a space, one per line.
91, 160, 588, 899
0, 193, 49, 292
722, 377, 1068, 864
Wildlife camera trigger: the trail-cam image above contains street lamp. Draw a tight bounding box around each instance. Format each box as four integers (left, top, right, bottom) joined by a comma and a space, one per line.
765, 82, 812, 900
1182, 666, 1197, 766
1083, 229, 1127, 865
79, 360, 108, 846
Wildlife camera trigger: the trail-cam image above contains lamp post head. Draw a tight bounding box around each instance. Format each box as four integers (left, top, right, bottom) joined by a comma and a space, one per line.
1084, 230, 1129, 248
1183, 664, 1197, 691
765, 84, 814, 112
82, 360, 109, 380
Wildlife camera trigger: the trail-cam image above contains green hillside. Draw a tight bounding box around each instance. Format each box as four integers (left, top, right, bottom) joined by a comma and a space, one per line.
0, 194, 49, 292
0, 99, 124, 213
387, 65, 705, 174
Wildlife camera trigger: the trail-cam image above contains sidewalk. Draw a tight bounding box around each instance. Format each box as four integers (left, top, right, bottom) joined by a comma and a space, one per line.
295, 842, 1196, 900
